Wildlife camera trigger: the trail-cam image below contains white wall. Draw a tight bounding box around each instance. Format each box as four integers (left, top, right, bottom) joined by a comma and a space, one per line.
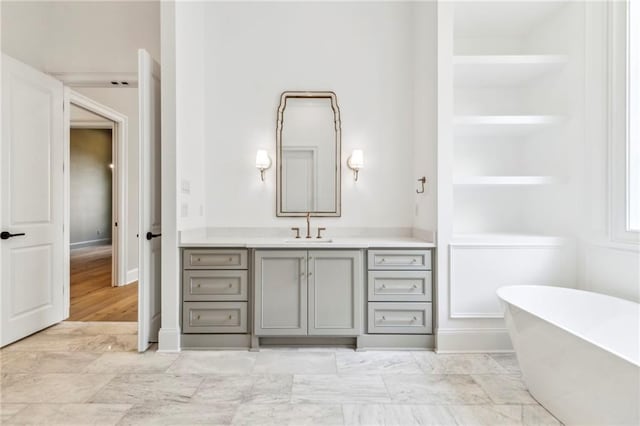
175, 1, 437, 231
1, 1, 159, 73
175, 1, 205, 231
412, 2, 438, 234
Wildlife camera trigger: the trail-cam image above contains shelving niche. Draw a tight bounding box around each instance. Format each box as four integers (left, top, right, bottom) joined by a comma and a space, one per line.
451, 1, 584, 245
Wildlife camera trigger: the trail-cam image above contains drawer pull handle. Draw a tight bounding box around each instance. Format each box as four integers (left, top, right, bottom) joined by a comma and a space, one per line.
381, 284, 386, 289
228, 283, 233, 288
380, 258, 386, 263
412, 284, 418, 289
382, 316, 386, 320
197, 284, 201, 288
412, 316, 418, 321
197, 315, 201, 320
228, 314, 233, 320
196, 258, 201, 262
411, 258, 417, 263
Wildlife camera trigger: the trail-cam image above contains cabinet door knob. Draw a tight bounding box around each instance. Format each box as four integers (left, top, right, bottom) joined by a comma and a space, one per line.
228, 283, 233, 288
412, 284, 418, 289
197, 284, 201, 288
411, 258, 417, 263
381, 284, 387, 289
228, 257, 233, 262
228, 314, 233, 320
196, 315, 201, 320
412, 316, 417, 321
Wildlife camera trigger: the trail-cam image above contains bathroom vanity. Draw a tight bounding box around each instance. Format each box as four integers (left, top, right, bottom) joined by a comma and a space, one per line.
178, 90, 436, 350
179, 236, 435, 350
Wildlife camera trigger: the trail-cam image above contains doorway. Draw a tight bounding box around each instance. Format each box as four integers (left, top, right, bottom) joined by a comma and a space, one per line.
66, 92, 136, 322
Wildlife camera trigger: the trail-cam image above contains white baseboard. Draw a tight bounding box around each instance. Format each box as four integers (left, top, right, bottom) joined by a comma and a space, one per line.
70, 238, 111, 249
436, 328, 514, 353
158, 327, 182, 352
126, 268, 139, 285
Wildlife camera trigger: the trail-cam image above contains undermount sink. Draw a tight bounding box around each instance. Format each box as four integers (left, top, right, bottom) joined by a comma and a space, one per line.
285, 238, 333, 243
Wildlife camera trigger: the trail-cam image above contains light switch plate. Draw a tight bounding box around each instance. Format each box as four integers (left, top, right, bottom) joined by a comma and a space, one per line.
181, 179, 191, 195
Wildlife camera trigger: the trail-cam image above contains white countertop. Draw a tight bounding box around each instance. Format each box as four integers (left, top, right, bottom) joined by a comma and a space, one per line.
179, 228, 436, 249
180, 236, 435, 249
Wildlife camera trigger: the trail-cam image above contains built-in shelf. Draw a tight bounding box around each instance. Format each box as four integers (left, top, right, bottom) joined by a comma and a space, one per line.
454, 115, 566, 137
453, 1, 566, 38
454, 55, 568, 87
454, 176, 558, 186
450, 233, 568, 247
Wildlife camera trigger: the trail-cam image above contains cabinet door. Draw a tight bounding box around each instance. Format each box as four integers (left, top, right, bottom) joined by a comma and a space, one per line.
308, 250, 362, 336
254, 250, 307, 336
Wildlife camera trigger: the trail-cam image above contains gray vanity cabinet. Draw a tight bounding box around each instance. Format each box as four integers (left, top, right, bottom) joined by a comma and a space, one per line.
254, 251, 308, 336
308, 250, 362, 336
254, 249, 362, 337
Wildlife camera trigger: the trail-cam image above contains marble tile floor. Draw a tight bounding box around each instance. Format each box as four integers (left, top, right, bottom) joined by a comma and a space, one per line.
0, 322, 562, 425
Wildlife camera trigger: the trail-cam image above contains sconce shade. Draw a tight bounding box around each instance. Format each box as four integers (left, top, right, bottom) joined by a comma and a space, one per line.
348, 149, 364, 169
349, 149, 364, 169
255, 150, 271, 169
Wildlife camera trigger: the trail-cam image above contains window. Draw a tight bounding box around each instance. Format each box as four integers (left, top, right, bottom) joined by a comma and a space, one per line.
611, 0, 640, 243
628, 0, 639, 231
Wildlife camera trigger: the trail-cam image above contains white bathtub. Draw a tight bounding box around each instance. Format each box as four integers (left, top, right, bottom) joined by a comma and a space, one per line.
497, 285, 640, 426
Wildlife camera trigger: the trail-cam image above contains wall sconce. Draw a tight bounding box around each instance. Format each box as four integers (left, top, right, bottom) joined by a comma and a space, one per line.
347, 149, 364, 181
255, 150, 272, 181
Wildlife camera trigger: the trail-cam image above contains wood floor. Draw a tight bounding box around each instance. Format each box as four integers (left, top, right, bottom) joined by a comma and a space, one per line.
69, 244, 138, 322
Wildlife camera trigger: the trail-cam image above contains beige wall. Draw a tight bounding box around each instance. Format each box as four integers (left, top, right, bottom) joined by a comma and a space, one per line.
70, 129, 112, 246
76, 87, 140, 277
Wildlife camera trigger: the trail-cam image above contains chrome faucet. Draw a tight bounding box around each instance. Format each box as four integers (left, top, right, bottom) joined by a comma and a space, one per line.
306, 212, 312, 239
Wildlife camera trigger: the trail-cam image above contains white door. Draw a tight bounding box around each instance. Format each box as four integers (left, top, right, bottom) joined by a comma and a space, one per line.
1, 54, 64, 347
138, 49, 161, 352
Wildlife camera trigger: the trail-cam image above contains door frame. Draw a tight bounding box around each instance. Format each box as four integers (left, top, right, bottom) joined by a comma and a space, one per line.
63, 89, 129, 317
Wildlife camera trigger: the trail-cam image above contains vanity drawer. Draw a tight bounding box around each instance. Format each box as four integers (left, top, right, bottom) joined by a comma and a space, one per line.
183, 302, 247, 333
183, 270, 248, 301
368, 271, 432, 302
368, 250, 431, 270
367, 302, 432, 334
183, 249, 248, 270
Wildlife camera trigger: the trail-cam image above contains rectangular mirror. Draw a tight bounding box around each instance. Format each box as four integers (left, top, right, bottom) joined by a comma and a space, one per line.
276, 91, 341, 217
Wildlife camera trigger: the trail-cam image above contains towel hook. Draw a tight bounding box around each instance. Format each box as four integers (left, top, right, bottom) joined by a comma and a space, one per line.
416, 177, 426, 194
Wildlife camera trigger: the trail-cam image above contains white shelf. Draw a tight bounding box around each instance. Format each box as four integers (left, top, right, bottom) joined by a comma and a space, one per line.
454, 176, 558, 186
454, 2, 566, 38
454, 55, 568, 87
454, 115, 565, 137
450, 233, 568, 247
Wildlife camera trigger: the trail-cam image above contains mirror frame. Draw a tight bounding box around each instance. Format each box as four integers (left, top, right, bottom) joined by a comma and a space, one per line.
276, 91, 342, 217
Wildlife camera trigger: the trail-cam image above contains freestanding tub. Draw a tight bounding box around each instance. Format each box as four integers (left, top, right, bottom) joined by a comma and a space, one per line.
497, 285, 639, 426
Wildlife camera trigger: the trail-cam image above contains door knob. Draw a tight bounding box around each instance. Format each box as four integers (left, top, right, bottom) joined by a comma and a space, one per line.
1, 231, 25, 240
146, 232, 161, 240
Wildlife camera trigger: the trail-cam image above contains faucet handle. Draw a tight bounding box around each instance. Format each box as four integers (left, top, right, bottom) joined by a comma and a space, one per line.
291, 227, 301, 239
316, 227, 327, 239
